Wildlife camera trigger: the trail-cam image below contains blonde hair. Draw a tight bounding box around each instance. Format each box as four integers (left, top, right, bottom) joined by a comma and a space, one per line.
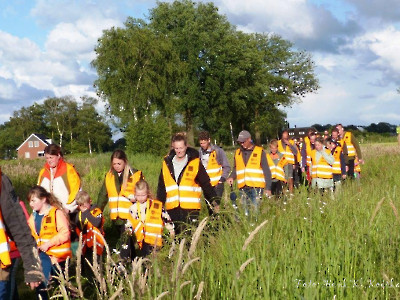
135, 179, 154, 200
269, 139, 278, 147
75, 191, 91, 205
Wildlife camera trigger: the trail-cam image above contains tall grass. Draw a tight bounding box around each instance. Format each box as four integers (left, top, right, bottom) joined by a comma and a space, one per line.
2, 143, 400, 298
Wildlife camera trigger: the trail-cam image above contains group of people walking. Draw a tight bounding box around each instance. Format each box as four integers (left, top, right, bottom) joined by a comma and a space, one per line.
0, 125, 363, 298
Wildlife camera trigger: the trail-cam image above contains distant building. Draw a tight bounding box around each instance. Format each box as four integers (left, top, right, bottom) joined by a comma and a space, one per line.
286, 127, 318, 140
16, 133, 52, 159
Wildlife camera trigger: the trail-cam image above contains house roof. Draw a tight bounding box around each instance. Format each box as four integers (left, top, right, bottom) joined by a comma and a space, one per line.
16, 133, 51, 151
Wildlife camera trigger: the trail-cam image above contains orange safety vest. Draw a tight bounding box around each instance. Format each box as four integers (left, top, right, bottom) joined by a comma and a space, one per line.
30, 207, 71, 259
235, 146, 265, 189
311, 149, 333, 179
205, 151, 223, 187
340, 132, 356, 158
105, 170, 142, 220
38, 159, 81, 205
162, 159, 202, 210
76, 207, 105, 255
355, 157, 362, 173
278, 140, 295, 164
304, 136, 312, 167
266, 153, 287, 182
332, 146, 343, 175
0, 209, 12, 269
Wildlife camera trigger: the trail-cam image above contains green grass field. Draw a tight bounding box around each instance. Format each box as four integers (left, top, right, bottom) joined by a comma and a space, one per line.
2, 143, 400, 299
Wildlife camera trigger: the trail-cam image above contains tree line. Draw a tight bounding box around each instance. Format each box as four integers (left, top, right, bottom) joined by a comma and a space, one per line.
0, 96, 113, 158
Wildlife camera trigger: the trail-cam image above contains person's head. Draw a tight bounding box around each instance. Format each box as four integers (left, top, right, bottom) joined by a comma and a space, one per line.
28, 185, 62, 213
269, 139, 278, 154
44, 144, 63, 168
309, 132, 316, 144
237, 130, 252, 149
314, 137, 325, 151
198, 131, 211, 151
307, 129, 314, 137
171, 132, 188, 159
75, 191, 92, 211
324, 130, 329, 136
281, 130, 289, 141
336, 124, 344, 136
110, 149, 128, 173
325, 137, 336, 150
135, 179, 152, 204
331, 128, 339, 140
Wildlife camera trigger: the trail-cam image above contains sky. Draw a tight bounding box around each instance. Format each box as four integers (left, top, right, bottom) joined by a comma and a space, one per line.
0, 0, 399, 130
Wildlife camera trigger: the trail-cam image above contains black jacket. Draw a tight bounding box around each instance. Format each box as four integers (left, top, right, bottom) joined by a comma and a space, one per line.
156, 147, 219, 207
0, 171, 44, 283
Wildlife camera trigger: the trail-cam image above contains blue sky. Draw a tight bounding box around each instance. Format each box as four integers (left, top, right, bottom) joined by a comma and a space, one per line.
0, 0, 399, 130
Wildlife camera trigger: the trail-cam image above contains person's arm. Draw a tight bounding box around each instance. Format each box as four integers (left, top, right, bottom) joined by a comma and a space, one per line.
340, 153, 346, 176
351, 134, 362, 160
216, 148, 231, 182
97, 178, 108, 211
156, 169, 167, 203
81, 209, 102, 229
0, 174, 44, 284
161, 207, 175, 238
226, 153, 237, 186
67, 163, 81, 205
260, 150, 272, 193
48, 209, 70, 247
321, 150, 335, 165
301, 146, 307, 170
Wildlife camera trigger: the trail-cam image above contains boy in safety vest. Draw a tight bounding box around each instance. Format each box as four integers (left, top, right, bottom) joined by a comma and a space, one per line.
126, 180, 174, 257
75, 191, 105, 277
267, 139, 288, 196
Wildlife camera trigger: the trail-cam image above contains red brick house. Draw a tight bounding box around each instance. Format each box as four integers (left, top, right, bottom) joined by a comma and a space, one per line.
17, 133, 52, 159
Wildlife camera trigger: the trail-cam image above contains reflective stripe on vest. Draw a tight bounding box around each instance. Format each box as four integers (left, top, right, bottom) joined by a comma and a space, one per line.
311, 149, 333, 179
206, 151, 223, 186
332, 146, 342, 175
266, 153, 287, 182
163, 159, 202, 210
235, 146, 265, 189
105, 170, 142, 220
31, 207, 71, 259
144, 200, 164, 247
278, 140, 295, 164
0, 209, 11, 269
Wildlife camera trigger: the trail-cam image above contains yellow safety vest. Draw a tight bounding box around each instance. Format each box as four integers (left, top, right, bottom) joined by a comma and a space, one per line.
266, 153, 287, 182
311, 149, 333, 179
278, 140, 295, 164
235, 146, 265, 189
206, 151, 223, 187
162, 159, 202, 210
332, 146, 343, 175
105, 170, 142, 220
304, 136, 312, 167
340, 132, 356, 158
355, 157, 362, 173
76, 207, 105, 255
30, 207, 71, 259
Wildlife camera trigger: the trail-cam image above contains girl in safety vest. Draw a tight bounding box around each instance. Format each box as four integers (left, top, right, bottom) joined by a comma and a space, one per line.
27, 185, 71, 300
126, 180, 174, 257
267, 139, 288, 196
310, 138, 335, 193
75, 191, 105, 278
97, 149, 143, 262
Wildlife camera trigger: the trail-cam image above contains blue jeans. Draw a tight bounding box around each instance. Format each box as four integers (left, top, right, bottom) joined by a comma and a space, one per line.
239, 187, 263, 217
0, 279, 10, 300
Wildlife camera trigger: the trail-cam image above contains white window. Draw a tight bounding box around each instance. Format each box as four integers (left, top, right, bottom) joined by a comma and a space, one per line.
28, 141, 33, 148
25, 152, 30, 158
34, 141, 39, 147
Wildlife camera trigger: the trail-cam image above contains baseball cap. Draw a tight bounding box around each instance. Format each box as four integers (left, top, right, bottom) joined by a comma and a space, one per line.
237, 130, 251, 142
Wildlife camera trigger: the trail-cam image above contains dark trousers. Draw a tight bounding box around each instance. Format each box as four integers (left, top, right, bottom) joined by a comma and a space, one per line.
167, 207, 199, 236
271, 181, 283, 196
347, 159, 355, 179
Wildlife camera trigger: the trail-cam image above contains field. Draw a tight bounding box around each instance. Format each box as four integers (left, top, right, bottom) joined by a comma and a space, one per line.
2, 142, 400, 299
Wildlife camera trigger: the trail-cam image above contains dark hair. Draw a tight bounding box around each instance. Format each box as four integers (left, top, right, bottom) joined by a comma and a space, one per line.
335, 123, 343, 129
27, 185, 64, 212
44, 144, 63, 157
110, 149, 132, 190
331, 128, 339, 134
315, 137, 324, 145
171, 132, 187, 145
198, 131, 210, 141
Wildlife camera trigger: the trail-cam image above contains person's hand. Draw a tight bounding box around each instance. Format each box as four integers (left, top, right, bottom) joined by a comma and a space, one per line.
226, 178, 234, 186
359, 159, 364, 164
213, 204, 220, 214
301, 167, 305, 173
38, 242, 51, 253
345, 166, 349, 172
342, 174, 347, 180
265, 190, 272, 197
127, 194, 136, 203
27, 282, 41, 290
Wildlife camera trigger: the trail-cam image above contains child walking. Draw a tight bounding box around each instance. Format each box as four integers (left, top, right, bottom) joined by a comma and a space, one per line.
126, 180, 174, 257
75, 191, 105, 278
27, 185, 71, 300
